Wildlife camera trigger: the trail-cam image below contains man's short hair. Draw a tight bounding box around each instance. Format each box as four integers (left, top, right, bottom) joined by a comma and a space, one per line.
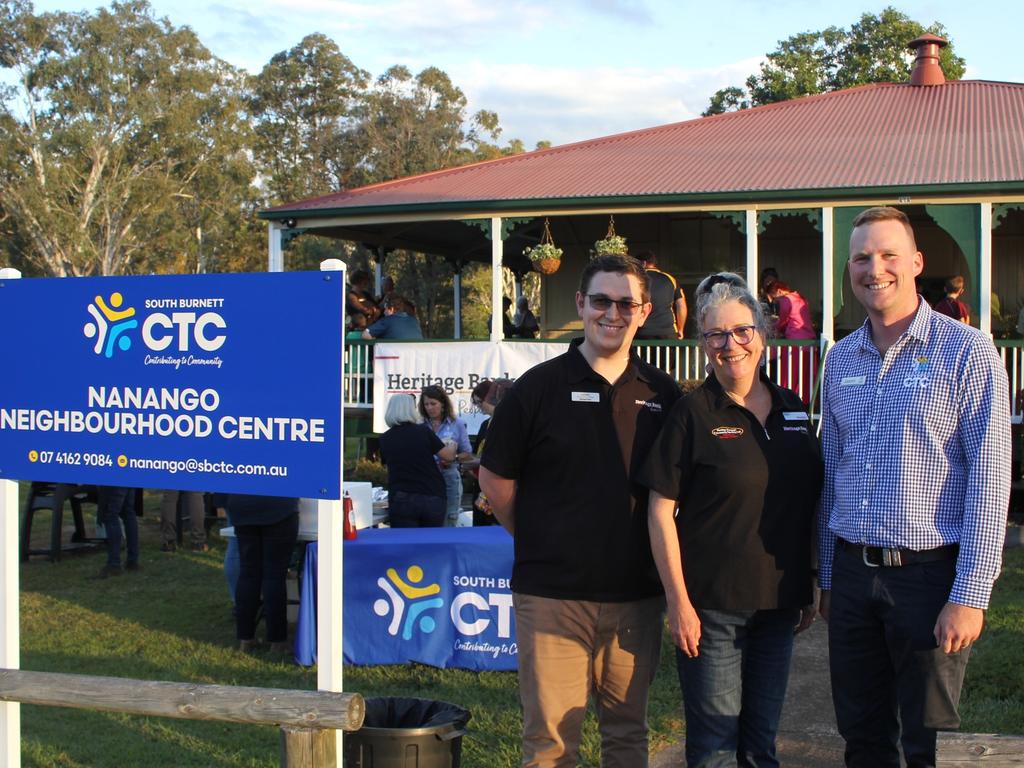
945, 275, 965, 294
579, 254, 650, 304
383, 294, 409, 313
851, 206, 918, 251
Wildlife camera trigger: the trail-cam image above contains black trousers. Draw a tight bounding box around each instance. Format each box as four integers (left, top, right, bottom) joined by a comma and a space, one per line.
828, 544, 970, 768
235, 513, 299, 643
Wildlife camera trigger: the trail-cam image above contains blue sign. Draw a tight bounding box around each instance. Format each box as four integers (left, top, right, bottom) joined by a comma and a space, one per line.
296, 527, 517, 671
0, 271, 343, 498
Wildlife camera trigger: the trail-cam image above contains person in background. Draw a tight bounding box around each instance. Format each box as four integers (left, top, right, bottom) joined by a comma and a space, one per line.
819, 207, 1010, 767
380, 394, 456, 527
229, 494, 299, 656
635, 250, 687, 340
512, 296, 540, 338
420, 385, 473, 526
763, 277, 817, 403
480, 254, 680, 767
464, 378, 513, 525
95, 486, 141, 579
158, 490, 208, 553
640, 272, 821, 767
346, 269, 380, 330
933, 275, 971, 324
363, 294, 423, 340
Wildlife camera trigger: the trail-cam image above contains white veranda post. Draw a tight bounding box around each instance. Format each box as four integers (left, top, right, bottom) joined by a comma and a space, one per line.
318, 258, 346, 758
491, 217, 504, 342
0, 266, 22, 768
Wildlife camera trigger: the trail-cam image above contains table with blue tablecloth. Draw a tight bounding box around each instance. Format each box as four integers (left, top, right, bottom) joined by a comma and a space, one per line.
296, 526, 517, 671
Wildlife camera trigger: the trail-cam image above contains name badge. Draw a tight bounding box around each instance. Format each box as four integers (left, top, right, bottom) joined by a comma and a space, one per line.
841, 376, 866, 386
571, 391, 600, 403
783, 411, 808, 421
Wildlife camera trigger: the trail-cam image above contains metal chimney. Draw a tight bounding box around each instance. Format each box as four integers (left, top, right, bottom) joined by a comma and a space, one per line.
908, 34, 947, 86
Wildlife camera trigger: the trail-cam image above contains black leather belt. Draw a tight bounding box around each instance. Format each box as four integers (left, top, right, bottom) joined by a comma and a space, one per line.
838, 538, 958, 568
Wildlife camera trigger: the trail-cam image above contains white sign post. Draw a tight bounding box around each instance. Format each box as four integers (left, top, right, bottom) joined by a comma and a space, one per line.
0, 267, 22, 767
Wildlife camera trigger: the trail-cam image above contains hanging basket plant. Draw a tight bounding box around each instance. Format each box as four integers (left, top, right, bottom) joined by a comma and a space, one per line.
593, 215, 628, 257
524, 218, 563, 275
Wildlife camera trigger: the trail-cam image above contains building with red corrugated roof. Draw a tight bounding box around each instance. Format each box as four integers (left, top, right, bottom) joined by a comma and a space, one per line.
259, 35, 1024, 416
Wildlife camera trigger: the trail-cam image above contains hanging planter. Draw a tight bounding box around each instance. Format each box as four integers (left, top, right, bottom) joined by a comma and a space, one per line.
524, 218, 563, 275
593, 214, 628, 257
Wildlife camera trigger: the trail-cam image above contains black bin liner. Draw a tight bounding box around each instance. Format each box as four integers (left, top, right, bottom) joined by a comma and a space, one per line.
345, 696, 471, 768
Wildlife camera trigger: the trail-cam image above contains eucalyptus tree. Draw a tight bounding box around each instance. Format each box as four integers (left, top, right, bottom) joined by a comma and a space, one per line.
0, 0, 256, 276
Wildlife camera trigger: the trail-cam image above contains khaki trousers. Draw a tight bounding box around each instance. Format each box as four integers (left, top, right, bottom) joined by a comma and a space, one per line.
514, 593, 664, 768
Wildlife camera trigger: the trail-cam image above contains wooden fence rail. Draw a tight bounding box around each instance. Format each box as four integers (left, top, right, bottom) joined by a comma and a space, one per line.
0, 669, 364, 768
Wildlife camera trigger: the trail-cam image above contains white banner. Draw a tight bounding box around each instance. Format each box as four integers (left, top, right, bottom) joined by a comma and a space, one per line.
372, 341, 568, 434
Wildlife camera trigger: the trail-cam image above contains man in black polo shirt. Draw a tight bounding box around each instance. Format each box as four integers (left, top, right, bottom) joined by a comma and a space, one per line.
480, 254, 680, 768
635, 250, 687, 340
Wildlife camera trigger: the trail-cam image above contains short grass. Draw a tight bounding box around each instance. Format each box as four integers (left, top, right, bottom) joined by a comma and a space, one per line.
14, 489, 1023, 766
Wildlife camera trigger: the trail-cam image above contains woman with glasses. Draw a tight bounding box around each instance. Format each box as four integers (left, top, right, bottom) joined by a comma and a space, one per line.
419, 385, 474, 526
639, 272, 823, 767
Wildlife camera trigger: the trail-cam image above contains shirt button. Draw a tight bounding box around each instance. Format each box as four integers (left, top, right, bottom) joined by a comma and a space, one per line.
862, 499, 869, 506
870, 424, 876, 432
876, 388, 883, 395
865, 462, 872, 469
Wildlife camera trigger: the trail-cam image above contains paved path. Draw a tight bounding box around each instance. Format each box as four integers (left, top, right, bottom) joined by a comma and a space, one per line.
650, 619, 1024, 766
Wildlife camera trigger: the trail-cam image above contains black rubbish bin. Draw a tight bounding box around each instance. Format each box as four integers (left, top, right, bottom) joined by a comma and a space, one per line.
345, 696, 471, 768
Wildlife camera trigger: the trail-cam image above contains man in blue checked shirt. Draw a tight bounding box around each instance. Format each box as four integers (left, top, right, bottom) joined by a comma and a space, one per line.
818, 206, 1011, 768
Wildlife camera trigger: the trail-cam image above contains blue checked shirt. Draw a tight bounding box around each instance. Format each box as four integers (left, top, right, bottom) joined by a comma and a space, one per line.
818, 299, 1011, 608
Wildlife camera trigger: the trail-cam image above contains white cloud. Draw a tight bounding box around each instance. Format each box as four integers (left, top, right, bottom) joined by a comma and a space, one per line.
456, 58, 761, 148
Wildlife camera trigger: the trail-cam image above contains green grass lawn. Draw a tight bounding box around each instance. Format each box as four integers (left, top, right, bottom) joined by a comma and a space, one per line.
15, 494, 1024, 766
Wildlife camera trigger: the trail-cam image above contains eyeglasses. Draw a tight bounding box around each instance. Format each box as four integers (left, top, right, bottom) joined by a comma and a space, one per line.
702, 325, 757, 349
586, 294, 644, 314
696, 273, 746, 296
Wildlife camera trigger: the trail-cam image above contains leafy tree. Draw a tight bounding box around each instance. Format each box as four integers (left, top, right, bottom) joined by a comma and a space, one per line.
249, 33, 368, 204
353, 65, 504, 185
703, 7, 966, 116
0, 0, 258, 276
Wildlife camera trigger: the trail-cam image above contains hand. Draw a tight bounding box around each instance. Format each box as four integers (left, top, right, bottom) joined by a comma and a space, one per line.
818, 589, 831, 623
795, 604, 817, 634
668, 598, 701, 658
934, 602, 984, 654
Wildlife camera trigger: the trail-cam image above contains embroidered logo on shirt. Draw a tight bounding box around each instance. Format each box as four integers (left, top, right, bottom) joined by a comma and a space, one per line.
711, 426, 744, 439
784, 425, 809, 434
634, 399, 662, 412
903, 355, 931, 388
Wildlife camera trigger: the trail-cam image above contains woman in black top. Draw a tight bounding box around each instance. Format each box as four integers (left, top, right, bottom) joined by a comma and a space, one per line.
380, 394, 456, 527
640, 272, 823, 767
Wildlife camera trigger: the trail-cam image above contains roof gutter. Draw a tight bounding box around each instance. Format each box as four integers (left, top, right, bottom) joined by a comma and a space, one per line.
257, 181, 1024, 222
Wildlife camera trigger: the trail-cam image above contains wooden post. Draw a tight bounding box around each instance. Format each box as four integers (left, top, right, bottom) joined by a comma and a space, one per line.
280, 725, 337, 768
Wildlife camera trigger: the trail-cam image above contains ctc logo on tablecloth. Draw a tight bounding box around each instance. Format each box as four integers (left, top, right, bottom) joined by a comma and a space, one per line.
374, 564, 444, 640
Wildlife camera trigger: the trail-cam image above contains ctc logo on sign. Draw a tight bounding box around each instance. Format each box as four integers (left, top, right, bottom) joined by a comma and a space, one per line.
141, 311, 227, 352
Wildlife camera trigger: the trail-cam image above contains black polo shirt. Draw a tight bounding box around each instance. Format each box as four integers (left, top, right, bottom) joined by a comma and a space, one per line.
481, 340, 681, 602
638, 372, 822, 611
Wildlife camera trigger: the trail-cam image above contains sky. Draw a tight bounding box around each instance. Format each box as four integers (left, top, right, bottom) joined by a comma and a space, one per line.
26, 0, 1024, 149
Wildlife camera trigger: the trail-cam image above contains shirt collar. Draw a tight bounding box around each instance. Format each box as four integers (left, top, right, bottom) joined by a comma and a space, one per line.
566, 337, 646, 385
855, 295, 932, 354
703, 366, 785, 413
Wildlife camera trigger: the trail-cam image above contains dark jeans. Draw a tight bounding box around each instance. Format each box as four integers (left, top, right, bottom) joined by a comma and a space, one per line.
678, 607, 799, 768
389, 490, 445, 528
828, 545, 969, 768
97, 486, 139, 568
235, 513, 299, 643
